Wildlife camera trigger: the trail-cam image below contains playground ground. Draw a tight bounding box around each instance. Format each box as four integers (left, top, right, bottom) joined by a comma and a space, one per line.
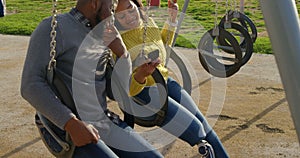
0, 34, 299, 157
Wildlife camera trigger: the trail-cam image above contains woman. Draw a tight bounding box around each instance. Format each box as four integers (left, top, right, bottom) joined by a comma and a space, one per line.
114, 0, 229, 157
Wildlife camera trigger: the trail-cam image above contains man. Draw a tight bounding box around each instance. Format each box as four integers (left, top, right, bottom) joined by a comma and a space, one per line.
21, 0, 163, 157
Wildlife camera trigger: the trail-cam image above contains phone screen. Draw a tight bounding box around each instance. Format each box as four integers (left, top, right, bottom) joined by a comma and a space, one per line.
147, 49, 159, 62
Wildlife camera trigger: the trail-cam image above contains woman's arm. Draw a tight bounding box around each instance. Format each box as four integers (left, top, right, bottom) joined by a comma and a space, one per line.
161, 0, 178, 45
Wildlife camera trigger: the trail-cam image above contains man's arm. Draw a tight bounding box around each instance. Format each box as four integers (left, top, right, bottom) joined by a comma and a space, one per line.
20, 19, 100, 146
20, 19, 75, 129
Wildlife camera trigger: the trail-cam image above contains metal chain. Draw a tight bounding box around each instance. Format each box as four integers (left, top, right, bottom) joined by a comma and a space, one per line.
212, 0, 219, 36
225, 0, 229, 21
230, 0, 234, 11
223, 0, 232, 29
233, 0, 237, 11
48, 0, 58, 71
214, 0, 218, 28
140, 0, 151, 58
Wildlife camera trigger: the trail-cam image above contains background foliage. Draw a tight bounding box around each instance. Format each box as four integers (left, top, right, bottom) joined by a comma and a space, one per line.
0, 0, 299, 54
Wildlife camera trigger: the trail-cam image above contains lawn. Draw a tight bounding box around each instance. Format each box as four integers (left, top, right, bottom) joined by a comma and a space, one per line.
0, 0, 299, 54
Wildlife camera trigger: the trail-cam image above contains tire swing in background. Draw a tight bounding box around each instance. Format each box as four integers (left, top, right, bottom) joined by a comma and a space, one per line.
219, 10, 257, 44
217, 22, 253, 66
217, 0, 256, 66
198, 26, 243, 78
198, 0, 243, 78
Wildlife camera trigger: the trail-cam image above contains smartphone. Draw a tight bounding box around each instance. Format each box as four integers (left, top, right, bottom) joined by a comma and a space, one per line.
147, 49, 160, 62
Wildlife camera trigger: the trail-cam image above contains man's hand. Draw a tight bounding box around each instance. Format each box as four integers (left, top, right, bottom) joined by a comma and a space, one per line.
64, 117, 100, 147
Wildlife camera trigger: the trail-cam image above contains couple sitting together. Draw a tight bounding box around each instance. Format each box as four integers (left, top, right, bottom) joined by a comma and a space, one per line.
21, 0, 229, 157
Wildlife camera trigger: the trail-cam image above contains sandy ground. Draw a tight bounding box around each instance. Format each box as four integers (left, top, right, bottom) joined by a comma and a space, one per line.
0, 34, 299, 158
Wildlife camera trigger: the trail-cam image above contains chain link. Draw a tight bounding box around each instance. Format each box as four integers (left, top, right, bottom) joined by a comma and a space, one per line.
140, 0, 151, 58
230, 0, 234, 11
214, 0, 218, 28
234, 0, 237, 11
225, 0, 229, 21
48, 0, 58, 71
212, 0, 219, 36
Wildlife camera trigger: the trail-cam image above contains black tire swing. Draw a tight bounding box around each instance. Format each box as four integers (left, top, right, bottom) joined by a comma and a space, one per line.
217, 22, 253, 66
108, 65, 168, 128
199, 0, 256, 77
198, 0, 243, 78
219, 10, 257, 44
198, 26, 243, 78
217, 1, 256, 66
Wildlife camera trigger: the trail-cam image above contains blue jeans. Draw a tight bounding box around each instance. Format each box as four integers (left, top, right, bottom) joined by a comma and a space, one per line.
0, 0, 3, 17
73, 122, 163, 158
135, 77, 229, 158
36, 115, 163, 158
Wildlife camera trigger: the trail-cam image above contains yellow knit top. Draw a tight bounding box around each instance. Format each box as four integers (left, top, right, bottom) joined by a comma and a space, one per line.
118, 18, 176, 96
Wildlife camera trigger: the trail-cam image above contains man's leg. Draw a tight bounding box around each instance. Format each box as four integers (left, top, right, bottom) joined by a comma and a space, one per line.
102, 121, 163, 158
73, 140, 118, 158
0, 0, 4, 17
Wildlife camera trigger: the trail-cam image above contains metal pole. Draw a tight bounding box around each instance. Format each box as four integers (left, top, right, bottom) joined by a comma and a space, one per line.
240, 0, 244, 13
3, 0, 5, 15
171, 0, 190, 47
259, 0, 300, 142
165, 0, 190, 66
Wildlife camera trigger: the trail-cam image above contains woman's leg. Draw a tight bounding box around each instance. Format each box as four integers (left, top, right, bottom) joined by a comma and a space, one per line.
161, 97, 206, 146
167, 77, 212, 132
167, 77, 229, 158
134, 87, 206, 145
135, 84, 229, 157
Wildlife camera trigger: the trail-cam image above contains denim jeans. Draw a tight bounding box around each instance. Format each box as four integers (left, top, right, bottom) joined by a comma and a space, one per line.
135, 77, 229, 158
0, 0, 3, 17
37, 114, 163, 158
74, 119, 163, 158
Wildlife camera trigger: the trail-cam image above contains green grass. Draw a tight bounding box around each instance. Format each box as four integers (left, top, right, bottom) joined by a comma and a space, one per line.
0, 0, 76, 35
0, 0, 299, 54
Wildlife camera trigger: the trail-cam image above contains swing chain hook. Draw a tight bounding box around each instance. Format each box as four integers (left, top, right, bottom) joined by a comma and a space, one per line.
48, 0, 58, 71
136, 0, 151, 66
141, 0, 151, 56
212, 0, 219, 36
224, 0, 231, 29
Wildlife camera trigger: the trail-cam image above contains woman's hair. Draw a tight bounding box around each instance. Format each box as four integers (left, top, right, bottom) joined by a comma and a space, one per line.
131, 0, 143, 8
114, 0, 146, 31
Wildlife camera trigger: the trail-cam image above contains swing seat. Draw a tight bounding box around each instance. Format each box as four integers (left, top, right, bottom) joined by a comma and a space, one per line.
107, 46, 193, 128
35, 68, 77, 158
35, 113, 75, 158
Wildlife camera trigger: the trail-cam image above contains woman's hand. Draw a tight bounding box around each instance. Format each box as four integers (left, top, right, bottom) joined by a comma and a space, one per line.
134, 58, 161, 84
168, 0, 178, 23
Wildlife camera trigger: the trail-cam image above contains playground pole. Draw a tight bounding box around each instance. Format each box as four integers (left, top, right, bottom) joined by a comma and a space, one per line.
259, 0, 300, 142
240, 0, 244, 13
171, 0, 190, 47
